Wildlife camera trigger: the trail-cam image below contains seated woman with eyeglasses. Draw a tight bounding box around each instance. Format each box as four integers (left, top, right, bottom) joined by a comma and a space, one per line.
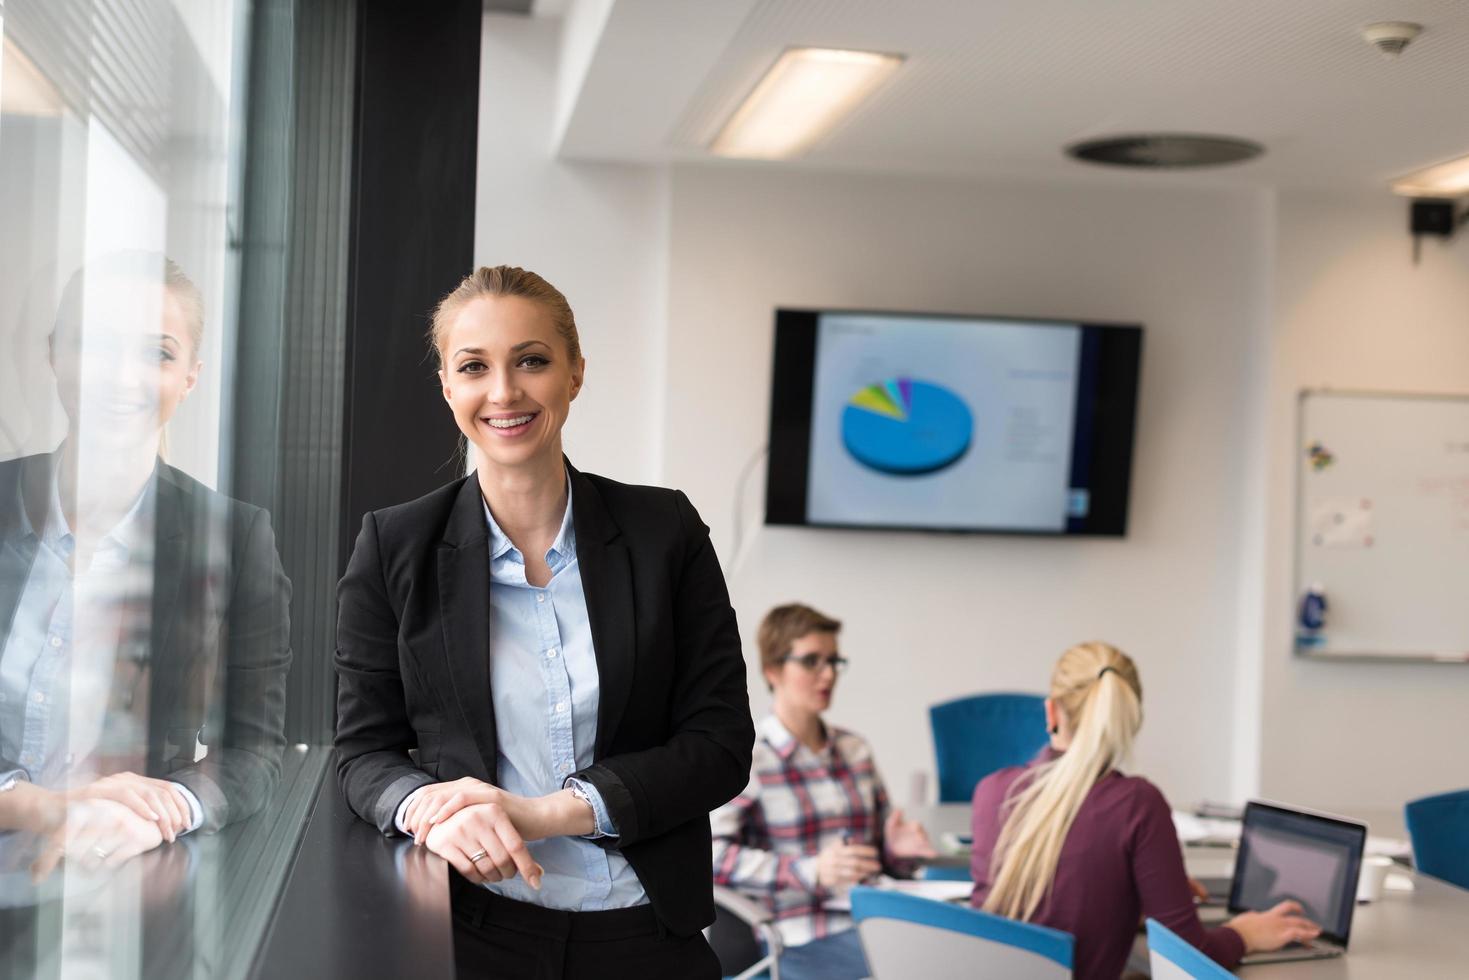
709, 604, 935, 980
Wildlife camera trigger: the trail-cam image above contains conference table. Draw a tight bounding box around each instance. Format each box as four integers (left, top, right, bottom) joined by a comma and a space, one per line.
917, 803, 1469, 979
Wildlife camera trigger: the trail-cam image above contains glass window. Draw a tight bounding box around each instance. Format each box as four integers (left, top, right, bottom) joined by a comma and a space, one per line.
0, 2, 319, 975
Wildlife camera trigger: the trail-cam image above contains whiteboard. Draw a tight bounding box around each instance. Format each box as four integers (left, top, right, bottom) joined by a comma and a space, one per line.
1294, 391, 1469, 661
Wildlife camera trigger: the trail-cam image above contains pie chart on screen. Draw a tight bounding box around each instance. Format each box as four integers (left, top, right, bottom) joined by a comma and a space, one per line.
841, 377, 973, 475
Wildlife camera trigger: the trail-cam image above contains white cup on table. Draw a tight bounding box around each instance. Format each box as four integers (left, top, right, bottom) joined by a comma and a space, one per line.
1356, 855, 1394, 903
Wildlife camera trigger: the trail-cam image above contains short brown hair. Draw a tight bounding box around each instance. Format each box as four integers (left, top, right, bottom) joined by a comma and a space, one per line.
429, 265, 581, 369
758, 603, 842, 677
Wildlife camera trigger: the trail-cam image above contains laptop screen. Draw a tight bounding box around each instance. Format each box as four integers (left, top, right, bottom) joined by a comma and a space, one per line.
1228, 801, 1367, 947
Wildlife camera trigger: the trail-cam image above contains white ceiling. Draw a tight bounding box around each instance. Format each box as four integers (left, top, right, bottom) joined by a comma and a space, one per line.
552, 0, 1469, 190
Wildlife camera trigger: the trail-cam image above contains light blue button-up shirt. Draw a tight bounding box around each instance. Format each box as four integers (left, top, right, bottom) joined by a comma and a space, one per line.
0, 456, 202, 828
401, 481, 646, 911
1, 461, 146, 786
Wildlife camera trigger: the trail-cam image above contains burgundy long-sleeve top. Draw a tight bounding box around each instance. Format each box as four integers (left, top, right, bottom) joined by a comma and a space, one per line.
969, 750, 1245, 980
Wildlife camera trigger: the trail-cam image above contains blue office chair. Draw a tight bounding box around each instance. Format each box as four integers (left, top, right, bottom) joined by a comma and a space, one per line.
1146, 919, 1233, 979
1405, 788, 1469, 891
919, 863, 972, 882
930, 692, 1049, 803
851, 886, 1072, 979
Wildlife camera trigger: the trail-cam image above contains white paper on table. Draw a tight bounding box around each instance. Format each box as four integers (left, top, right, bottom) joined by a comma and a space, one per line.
1365, 835, 1413, 859
823, 875, 974, 911
1171, 810, 1241, 845
1308, 497, 1374, 548
1173, 810, 1408, 857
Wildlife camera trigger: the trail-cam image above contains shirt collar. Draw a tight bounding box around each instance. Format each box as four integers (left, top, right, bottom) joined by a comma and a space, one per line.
28, 451, 155, 555
758, 713, 833, 763
759, 715, 798, 760
481, 476, 577, 566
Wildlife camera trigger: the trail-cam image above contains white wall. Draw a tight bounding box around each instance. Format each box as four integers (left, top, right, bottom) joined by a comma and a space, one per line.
479, 11, 1469, 817
663, 166, 1272, 807
477, 12, 669, 485
1251, 191, 1469, 812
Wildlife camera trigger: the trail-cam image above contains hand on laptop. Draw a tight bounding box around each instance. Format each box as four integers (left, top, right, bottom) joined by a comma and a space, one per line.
1226, 900, 1322, 953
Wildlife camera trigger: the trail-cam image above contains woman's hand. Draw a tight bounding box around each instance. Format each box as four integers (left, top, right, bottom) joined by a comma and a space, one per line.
69, 772, 192, 843
408, 781, 598, 844
403, 778, 505, 841
814, 838, 882, 891
1226, 900, 1323, 953
30, 798, 166, 882
884, 809, 938, 860
422, 802, 543, 889
0, 780, 66, 835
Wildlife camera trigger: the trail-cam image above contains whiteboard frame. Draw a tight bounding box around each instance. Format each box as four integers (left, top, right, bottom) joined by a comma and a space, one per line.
1293, 387, 1469, 665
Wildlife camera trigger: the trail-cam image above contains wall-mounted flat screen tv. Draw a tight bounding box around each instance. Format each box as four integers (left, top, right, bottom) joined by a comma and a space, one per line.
765, 308, 1142, 536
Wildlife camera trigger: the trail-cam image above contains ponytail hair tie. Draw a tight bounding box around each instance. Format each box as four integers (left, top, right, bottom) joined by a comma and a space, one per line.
1097, 666, 1117, 681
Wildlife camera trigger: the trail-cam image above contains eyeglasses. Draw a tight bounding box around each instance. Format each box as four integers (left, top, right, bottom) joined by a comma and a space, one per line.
780, 653, 849, 673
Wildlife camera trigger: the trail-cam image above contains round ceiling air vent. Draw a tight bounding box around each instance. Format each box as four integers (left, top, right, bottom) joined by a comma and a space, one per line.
1066, 134, 1264, 169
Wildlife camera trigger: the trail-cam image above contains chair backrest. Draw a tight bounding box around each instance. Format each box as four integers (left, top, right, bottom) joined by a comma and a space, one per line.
851, 886, 1072, 980
707, 901, 766, 979
919, 863, 972, 882
1146, 919, 1234, 979
930, 692, 1049, 803
1406, 788, 1469, 890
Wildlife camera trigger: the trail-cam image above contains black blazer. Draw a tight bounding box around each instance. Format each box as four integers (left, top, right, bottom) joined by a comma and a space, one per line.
0, 453, 293, 832
334, 462, 754, 936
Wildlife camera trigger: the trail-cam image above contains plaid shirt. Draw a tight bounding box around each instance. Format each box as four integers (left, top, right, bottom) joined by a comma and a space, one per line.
710, 714, 913, 946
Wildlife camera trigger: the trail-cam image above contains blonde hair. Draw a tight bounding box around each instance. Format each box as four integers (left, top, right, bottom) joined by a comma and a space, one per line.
982, 642, 1143, 922
429, 265, 581, 368
163, 258, 205, 357
54, 253, 205, 358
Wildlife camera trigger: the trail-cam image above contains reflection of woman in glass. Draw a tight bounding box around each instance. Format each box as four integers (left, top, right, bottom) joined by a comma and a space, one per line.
335, 265, 753, 979
0, 252, 293, 878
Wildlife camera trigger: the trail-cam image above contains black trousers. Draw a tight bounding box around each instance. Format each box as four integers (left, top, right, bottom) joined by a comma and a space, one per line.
449, 878, 719, 980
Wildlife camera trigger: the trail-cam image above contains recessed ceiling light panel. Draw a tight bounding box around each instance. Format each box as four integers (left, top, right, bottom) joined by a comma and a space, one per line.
710, 47, 904, 160
1067, 134, 1264, 169
1392, 153, 1469, 197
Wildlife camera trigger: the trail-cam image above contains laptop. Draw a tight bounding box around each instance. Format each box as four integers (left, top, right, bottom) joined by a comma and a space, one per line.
1227, 801, 1368, 965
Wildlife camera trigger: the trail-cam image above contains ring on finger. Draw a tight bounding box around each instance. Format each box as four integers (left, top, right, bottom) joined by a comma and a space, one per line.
468, 849, 489, 863
92, 846, 111, 860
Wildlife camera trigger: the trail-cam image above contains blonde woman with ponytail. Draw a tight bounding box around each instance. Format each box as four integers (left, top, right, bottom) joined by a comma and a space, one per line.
968, 643, 1321, 979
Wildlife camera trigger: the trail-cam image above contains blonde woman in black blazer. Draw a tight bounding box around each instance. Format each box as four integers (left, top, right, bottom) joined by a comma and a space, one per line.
334, 266, 754, 978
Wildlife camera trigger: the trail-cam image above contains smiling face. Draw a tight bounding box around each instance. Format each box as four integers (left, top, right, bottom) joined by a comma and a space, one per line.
438, 294, 585, 471
766, 629, 842, 718
50, 277, 201, 454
